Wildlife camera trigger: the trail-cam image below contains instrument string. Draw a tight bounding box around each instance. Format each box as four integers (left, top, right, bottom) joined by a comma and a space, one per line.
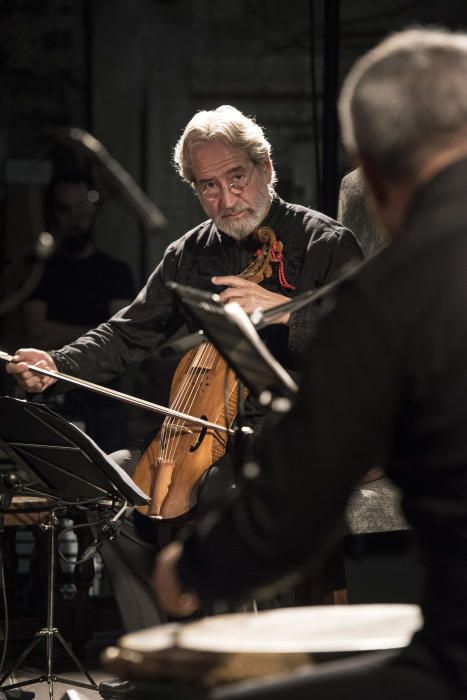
167, 342, 218, 462
159, 342, 207, 461
161, 343, 205, 462
161, 342, 218, 464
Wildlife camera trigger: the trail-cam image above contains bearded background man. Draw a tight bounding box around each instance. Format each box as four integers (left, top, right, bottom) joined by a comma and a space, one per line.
22, 171, 135, 453
7, 105, 363, 638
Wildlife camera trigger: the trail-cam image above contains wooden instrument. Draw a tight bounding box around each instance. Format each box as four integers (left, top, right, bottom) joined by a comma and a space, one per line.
132, 226, 280, 521
237, 225, 281, 283
102, 604, 422, 687
132, 345, 245, 521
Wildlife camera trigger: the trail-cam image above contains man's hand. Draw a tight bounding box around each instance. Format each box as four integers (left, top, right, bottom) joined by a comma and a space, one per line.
212, 276, 290, 323
153, 541, 200, 617
6, 348, 58, 393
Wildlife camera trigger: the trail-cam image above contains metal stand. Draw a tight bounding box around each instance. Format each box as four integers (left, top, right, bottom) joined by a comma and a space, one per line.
0, 397, 148, 700
0, 507, 98, 700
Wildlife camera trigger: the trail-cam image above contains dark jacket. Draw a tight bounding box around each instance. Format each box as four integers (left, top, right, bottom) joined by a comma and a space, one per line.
178, 159, 467, 693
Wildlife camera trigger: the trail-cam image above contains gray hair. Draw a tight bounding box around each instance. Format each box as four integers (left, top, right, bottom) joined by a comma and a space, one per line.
173, 105, 277, 186
339, 28, 467, 182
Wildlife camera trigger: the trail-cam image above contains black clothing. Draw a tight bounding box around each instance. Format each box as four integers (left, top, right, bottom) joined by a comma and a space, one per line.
31, 249, 135, 452
212, 645, 460, 700
177, 160, 467, 697
49, 197, 363, 632
50, 198, 362, 381
32, 249, 135, 326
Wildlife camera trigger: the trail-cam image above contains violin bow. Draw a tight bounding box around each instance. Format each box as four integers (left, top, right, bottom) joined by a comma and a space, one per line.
0, 350, 233, 435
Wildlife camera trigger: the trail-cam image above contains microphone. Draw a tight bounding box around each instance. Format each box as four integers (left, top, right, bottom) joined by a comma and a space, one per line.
80, 502, 128, 563
80, 521, 120, 563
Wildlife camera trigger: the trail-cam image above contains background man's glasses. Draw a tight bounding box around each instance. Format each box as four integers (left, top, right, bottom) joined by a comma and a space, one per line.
194, 162, 257, 201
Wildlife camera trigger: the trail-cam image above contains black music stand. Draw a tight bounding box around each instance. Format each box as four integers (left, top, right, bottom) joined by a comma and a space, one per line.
0, 396, 149, 699
168, 282, 299, 491
167, 281, 298, 406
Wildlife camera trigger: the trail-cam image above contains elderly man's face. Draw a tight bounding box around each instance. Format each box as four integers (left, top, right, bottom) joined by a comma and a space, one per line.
190, 140, 273, 240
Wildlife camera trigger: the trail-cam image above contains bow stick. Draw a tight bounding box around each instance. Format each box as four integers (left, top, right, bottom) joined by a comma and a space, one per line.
0, 350, 233, 435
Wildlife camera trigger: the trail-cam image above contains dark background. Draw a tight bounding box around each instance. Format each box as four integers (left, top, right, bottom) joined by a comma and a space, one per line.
2, 0, 467, 331
0, 0, 464, 637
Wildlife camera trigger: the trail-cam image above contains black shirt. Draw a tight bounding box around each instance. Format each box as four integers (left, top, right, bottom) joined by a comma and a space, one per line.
51, 197, 362, 382
31, 249, 135, 326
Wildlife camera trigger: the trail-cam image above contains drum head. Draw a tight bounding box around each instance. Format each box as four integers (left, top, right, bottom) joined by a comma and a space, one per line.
120, 604, 422, 655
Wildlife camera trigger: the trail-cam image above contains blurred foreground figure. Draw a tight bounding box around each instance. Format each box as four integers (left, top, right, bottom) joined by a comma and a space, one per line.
155, 28, 467, 699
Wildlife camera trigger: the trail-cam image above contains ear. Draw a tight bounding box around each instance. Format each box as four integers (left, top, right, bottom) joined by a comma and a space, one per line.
357, 157, 406, 238
359, 157, 389, 208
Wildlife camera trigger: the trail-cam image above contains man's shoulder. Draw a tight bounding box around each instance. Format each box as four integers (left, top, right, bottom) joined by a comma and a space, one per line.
165, 219, 214, 255
276, 200, 362, 264
280, 199, 351, 240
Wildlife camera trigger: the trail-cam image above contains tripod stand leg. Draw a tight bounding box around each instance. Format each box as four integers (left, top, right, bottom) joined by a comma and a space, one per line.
0, 632, 43, 685
1, 510, 98, 698
53, 630, 97, 689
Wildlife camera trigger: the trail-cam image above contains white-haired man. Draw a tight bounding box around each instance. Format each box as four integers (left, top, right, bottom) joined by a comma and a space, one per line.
154, 29, 467, 699
7, 106, 362, 639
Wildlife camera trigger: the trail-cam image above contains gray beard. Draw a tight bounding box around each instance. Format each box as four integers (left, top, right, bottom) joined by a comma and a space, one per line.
214, 187, 272, 241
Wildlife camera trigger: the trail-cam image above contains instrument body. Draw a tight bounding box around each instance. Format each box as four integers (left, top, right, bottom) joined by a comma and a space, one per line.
132, 343, 243, 520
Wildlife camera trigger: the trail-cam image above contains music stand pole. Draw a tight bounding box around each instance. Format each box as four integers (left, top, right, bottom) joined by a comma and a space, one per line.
0, 506, 98, 698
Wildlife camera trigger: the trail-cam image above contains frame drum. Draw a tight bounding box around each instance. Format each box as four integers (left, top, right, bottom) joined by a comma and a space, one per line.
102, 604, 422, 689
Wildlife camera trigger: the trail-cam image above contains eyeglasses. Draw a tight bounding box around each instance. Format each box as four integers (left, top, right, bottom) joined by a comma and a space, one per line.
193, 162, 257, 201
